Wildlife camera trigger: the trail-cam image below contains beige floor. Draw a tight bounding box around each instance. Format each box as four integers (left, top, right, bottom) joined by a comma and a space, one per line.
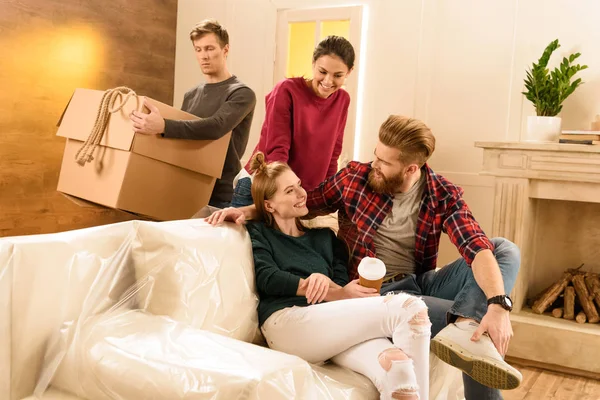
502, 363, 600, 400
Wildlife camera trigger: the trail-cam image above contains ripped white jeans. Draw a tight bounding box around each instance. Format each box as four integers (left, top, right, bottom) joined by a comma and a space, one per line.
261, 293, 431, 400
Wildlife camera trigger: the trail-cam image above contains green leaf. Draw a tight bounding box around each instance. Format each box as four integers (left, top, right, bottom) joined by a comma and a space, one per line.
522, 39, 587, 116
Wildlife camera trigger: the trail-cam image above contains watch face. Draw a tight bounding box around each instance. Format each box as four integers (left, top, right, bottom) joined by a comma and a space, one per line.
505, 297, 513, 307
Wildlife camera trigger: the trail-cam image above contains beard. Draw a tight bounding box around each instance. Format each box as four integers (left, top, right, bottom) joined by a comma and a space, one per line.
368, 168, 405, 194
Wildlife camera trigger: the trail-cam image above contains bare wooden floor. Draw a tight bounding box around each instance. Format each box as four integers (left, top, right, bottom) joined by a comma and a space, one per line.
503, 363, 600, 400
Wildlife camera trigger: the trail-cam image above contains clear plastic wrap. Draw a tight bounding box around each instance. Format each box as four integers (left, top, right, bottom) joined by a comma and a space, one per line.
1, 218, 463, 400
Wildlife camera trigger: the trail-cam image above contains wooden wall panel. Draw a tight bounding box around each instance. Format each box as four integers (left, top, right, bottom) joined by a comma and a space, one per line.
0, 0, 178, 237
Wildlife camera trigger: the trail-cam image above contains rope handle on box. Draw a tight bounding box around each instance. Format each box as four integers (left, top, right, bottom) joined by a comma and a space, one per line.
75, 86, 138, 165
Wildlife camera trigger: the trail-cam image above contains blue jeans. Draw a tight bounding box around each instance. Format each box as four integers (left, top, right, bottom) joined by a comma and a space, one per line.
381, 237, 520, 400
231, 177, 254, 208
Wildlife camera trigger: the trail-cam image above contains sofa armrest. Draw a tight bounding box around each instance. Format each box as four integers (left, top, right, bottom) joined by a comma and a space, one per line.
5, 221, 138, 400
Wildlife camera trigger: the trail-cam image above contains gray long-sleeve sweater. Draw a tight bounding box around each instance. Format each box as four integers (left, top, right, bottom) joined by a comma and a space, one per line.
163, 75, 256, 205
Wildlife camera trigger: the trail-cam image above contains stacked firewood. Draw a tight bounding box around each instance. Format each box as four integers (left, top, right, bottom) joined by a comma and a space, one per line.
531, 265, 600, 324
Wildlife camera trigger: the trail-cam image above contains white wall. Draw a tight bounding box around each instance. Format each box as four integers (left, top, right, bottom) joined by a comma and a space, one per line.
175, 0, 600, 264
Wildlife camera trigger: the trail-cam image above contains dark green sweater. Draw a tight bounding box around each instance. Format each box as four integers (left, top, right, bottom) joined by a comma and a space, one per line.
246, 222, 350, 326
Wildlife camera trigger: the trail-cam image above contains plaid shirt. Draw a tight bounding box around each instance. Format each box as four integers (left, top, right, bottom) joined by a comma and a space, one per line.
306, 161, 494, 280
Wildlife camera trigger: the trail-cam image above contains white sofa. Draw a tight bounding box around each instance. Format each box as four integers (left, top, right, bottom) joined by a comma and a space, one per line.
0, 219, 463, 400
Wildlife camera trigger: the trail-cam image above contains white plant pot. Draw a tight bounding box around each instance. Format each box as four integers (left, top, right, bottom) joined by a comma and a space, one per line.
524, 116, 562, 142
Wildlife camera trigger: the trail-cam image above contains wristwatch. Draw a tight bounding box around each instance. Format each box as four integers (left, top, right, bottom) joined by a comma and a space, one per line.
487, 295, 513, 311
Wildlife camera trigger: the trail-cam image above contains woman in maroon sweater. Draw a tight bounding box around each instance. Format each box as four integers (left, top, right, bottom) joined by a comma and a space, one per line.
231, 35, 355, 207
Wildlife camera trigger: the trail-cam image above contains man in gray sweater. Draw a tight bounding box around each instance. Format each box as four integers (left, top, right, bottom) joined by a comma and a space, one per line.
130, 19, 256, 208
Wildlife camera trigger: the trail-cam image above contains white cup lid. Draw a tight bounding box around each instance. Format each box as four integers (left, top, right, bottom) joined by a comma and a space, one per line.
357, 257, 386, 280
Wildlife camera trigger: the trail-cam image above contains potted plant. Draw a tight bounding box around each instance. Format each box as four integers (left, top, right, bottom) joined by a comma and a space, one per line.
522, 39, 588, 142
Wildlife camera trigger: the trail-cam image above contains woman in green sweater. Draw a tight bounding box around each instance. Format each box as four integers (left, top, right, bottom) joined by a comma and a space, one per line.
243, 152, 431, 400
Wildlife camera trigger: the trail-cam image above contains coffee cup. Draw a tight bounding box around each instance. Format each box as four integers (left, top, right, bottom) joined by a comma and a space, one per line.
357, 257, 386, 292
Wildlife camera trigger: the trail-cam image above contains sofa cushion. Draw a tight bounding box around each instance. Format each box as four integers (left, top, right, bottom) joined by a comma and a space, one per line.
312, 354, 464, 400
46, 311, 462, 400
49, 310, 336, 399
132, 220, 259, 343
311, 363, 378, 399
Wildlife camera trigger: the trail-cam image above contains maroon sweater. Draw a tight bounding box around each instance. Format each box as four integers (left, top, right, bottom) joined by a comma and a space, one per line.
245, 77, 350, 190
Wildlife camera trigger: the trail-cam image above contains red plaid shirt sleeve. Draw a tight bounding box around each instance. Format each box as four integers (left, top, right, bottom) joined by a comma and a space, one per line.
442, 187, 494, 266
306, 164, 350, 215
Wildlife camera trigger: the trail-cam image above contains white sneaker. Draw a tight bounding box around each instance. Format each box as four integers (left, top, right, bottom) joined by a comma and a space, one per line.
430, 321, 522, 390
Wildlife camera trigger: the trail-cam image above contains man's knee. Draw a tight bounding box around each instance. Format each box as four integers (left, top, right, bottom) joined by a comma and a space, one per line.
491, 237, 520, 273
421, 296, 453, 337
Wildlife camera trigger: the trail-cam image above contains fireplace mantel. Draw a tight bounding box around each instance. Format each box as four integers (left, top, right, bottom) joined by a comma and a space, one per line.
475, 141, 600, 377
477, 141, 600, 186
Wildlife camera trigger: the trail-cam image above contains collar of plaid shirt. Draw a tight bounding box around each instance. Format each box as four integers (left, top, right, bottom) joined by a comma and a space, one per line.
306, 161, 494, 280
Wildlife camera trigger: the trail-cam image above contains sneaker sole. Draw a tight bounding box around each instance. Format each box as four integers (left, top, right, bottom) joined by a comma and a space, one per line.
431, 336, 521, 390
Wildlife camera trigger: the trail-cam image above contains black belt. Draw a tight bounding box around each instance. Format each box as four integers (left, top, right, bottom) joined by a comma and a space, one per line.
383, 273, 409, 283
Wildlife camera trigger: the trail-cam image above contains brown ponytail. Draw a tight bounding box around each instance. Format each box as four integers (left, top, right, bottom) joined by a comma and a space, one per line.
249, 152, 295, 229
249, 152, 268, 175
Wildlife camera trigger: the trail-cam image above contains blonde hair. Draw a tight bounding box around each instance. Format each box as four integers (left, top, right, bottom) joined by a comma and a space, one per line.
189, 19, 229, 47
249, 152, 303, 230
378, 115, 435, 166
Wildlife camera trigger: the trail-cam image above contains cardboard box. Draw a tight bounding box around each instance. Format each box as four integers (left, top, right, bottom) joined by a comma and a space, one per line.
56, 88, 230, 221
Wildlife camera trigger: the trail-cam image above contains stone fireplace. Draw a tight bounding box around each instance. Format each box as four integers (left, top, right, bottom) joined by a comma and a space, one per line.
476, 141, 600, 378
